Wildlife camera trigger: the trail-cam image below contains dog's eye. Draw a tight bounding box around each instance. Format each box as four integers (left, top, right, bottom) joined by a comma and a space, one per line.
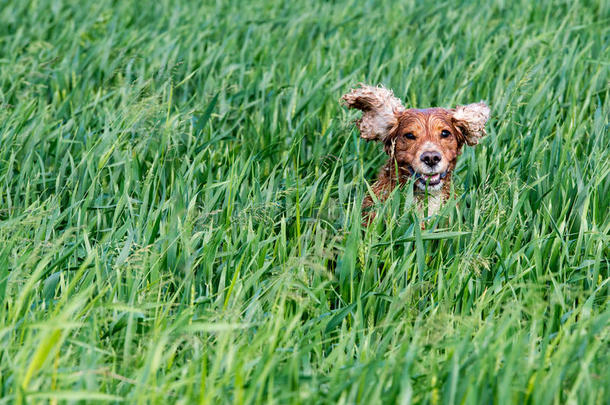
440, 130, 451, 138
404, 132, 416, 140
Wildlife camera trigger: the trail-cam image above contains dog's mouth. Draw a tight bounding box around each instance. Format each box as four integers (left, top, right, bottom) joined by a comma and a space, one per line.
407, 167, 448, 187
417, 172, 446, 186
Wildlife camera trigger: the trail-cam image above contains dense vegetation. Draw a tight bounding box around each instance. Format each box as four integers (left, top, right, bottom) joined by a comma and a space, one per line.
0, 0, 608, 403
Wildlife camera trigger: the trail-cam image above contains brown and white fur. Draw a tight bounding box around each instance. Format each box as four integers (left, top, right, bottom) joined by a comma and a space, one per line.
342, 84, 490, 222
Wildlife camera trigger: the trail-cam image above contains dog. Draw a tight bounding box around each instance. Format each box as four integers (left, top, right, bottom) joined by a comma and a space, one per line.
342, 84, 490, 222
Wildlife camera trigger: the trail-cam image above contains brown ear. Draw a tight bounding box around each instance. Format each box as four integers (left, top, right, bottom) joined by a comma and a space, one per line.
452, 102, 490, 146
341, 84, 404, 142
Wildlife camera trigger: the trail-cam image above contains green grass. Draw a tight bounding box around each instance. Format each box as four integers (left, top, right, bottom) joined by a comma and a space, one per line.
0, 0, 608, 403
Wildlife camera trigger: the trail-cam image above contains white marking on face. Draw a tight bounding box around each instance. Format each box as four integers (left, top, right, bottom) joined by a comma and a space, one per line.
415, 180, 444, 191
421, 141, 439, 152
414, 141, 449, 176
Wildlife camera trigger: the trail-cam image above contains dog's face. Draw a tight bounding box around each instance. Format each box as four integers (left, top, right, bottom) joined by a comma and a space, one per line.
390, 108, 461, 190
342, 84, 490, 191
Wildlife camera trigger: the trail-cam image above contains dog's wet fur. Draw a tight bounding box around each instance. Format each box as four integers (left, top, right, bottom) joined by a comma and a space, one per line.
342, 84, 490, 222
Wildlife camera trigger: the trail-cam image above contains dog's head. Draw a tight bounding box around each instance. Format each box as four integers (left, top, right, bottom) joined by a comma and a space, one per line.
342, 84, 490, 191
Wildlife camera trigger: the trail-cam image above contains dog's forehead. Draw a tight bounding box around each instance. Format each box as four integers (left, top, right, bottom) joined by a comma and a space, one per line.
399, 108, 453, 126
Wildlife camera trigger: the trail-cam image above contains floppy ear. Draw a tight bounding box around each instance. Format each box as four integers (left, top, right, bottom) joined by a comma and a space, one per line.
452, 102, 490, 146
341, 84, 405, 142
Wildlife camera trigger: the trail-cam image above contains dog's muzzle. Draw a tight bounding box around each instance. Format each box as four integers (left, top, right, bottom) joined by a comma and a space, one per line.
407, 166, 448, 187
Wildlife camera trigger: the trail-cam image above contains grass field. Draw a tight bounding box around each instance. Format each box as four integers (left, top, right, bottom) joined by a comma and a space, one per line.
0, 0, 608, 403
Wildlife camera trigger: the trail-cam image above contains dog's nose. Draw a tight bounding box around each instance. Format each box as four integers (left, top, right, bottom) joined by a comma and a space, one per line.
421, 151, 442, 167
